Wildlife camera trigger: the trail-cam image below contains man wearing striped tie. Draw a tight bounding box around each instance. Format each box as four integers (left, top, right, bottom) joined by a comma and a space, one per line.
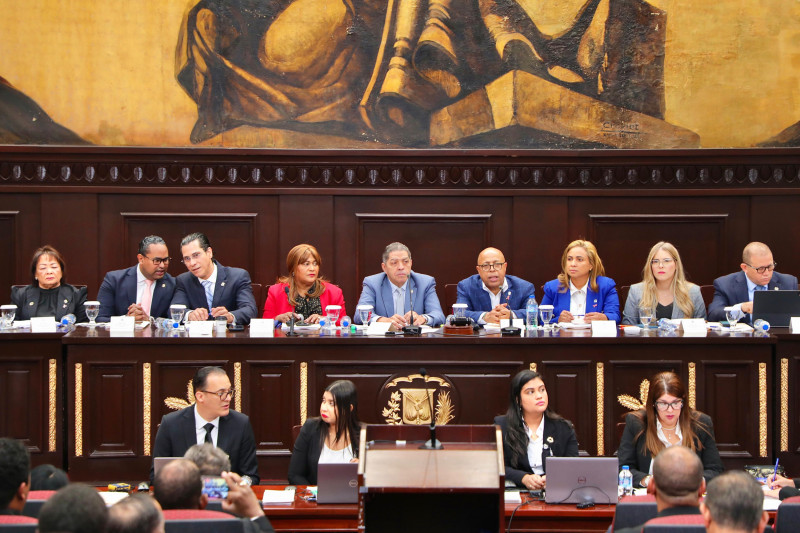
171, 232, 258, 325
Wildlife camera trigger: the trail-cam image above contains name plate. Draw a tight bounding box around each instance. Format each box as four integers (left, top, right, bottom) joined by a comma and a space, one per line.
499, 318, 524, 328
249, 319, 274, 338
109, 315, 136, 333
31, 316, 57, 333
791, 317, 800, 333
681, 319, 707, 336
188, 321, 213, 337
591, 320, 617, 337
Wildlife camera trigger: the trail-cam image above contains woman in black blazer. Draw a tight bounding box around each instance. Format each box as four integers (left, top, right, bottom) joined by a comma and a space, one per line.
494, 370, 579, 490
288, 380, 360, 485
617, 371, 723, 488
11, 245, 87, 323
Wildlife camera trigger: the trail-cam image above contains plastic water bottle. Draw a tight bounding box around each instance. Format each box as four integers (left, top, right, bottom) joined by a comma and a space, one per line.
340, 315, 351, 335
59, 314, 77, 327
753, 319, 770, 332
618, 465, 633, 497
526, 295, 538, 331
657, 318, 679, 334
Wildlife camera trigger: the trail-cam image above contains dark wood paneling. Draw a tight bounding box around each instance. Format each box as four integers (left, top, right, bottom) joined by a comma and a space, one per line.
537, 361, 594, 455
243, 360, 296, 451
85, 362, 139, 457
0, 211, 17, 294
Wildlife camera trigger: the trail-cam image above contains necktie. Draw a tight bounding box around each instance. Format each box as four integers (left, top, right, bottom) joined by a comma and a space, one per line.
393, 288, 404, 316
141, 279, 154, 316
202, 279, 214, 311
203, 422, 214, 445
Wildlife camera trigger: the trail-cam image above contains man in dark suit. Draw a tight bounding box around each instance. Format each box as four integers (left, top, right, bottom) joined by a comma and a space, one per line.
615, 446, 705, 533
708, 242, 798, 324
171, 232, 257, 325
96, 235, 176, 323
701, 471, 770, 533
0, 438, 30, 515
152, 366, 259, 485
457, 247, 536, 324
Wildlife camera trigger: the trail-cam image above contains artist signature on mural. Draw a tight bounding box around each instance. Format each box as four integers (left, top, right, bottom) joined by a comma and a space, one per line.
601, 121, 642, 138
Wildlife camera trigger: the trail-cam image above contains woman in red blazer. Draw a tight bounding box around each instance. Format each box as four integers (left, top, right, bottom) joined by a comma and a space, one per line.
263, 244, 346, 325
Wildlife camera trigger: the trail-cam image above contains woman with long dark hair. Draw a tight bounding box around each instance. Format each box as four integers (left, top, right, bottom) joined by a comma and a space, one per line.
617, 371, 723, 488
288, 380, 360, 485
494, 370, 579, 490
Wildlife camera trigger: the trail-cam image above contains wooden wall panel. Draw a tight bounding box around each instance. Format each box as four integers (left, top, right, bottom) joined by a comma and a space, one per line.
242, 360, 296, 451
775, 340, 800, 473
0, 211, 17, 295
85, 361, 138, 457
512, 197, 570, 290
537, 361, 594, 455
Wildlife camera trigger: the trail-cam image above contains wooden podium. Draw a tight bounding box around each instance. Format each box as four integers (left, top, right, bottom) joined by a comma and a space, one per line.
357, 424, 504, 533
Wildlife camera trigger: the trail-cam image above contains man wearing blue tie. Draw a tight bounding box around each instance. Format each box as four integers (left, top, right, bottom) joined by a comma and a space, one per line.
456, 247, 536, 324
708, 242, 798, 324
356, 242, 445, 328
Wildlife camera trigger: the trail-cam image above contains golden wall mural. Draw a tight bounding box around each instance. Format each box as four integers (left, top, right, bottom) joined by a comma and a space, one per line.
1, 0, 798, 148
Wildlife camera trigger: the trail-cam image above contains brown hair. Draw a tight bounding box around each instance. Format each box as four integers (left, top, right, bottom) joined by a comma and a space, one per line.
30, 245, 66, 284
278, 244, 328, 306
557, 239, 605, 292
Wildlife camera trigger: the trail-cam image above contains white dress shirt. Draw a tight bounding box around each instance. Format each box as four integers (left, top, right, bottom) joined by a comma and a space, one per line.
318, 442, 355, 463
647, 419, 684, 475
194, 405, 220, 447
478, 278, 511, 324
525, 416, 546, 475
569, 280, 588, 317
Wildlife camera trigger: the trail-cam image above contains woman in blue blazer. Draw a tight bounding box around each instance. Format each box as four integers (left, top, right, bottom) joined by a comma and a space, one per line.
541, 239, 620, 323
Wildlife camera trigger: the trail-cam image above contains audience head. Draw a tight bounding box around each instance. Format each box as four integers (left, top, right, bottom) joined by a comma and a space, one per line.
475, 247, 507, 292
107, 493, 165, 533
701, 470, 769, 533
0, 437, 30, 511
153, 459, 204, 510
30, 464, 69, 491
651, 445, 705, 508
558, 239, 605, 291
508, 369, 550, 423
321, 380, 360, 454
180, 232, 214, 280
192, 366, 232, 420
740, 242, 775, 287
183, 443, 231, 476
38, 483, 109, 533
381, 242, 412, 288
137, 236, 170, 281
30, 245, 66, 288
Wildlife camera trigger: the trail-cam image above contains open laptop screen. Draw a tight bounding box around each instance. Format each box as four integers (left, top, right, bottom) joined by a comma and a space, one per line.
544, 457, 618, 505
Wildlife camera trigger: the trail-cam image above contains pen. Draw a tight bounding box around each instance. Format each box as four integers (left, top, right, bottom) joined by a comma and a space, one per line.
772, 457, 779, 483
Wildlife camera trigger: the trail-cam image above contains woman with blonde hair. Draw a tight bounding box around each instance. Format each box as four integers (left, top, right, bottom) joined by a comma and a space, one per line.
622, 241, 706, 325
541, 239, 620, 323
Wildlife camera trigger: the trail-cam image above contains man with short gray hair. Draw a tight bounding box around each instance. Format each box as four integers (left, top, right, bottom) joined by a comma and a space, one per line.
97, 235, 176, 322
184, 443, 231, 476
701, 471, 769, 533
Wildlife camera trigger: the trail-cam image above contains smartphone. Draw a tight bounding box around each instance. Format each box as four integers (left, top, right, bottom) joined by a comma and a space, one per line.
227, 324, 244, 331
201, 475, 229, 499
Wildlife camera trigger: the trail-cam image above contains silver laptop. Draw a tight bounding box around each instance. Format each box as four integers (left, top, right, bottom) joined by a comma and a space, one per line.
753, 289, 800, 327
316, 462, 359, 504
544, 457, 618, 505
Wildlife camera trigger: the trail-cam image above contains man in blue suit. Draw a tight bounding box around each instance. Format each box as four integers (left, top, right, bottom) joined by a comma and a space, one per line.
708, 242, 798, 324
96, 235, 176, 322
456, 247, 536, 324
171, 232, 257, 325
356, 242, 445, 328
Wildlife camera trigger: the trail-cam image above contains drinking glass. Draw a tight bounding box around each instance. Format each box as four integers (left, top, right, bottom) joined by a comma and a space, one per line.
724, 306, 740, 330
452, 303, 467, 319
325, 305, 341, 328
170, 304, 187, 329
356, 304, 373, 326
84, 301, 101, 327
638, 307, 655, 328
0, 304, 16, 329
539, 305, 554, 329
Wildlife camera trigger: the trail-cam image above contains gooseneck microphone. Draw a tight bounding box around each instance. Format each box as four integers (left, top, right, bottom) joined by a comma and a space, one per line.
284, 286, 299, 336
402, 286, 422, 336
419, 367, 443, 450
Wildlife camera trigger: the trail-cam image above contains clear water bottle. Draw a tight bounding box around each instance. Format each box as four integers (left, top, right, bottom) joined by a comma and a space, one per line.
340, 315, 351, 335
59, 314, 77, 327
525, 295, 538, 331
657, 318, 679, 333
753, 319, 770, 332
618, 465, 633, 497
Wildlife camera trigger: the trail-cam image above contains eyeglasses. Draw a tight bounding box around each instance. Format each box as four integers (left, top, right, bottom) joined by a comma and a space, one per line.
182, 251, 206, 264
201, 388, 235, 400
478, 262, 506, 272
145, 256, 171, 266
655, 400, 683, 411
745, 262, 776, 275
650, 258, 674, 267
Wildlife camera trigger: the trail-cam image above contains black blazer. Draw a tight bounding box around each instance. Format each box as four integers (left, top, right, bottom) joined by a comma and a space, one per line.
151, 405, 259, 484
11, 283, 88, 322
617, 411, 724, 487
96, 265, 176, 322
494, 414, 579, 487
288, 418, 330, 485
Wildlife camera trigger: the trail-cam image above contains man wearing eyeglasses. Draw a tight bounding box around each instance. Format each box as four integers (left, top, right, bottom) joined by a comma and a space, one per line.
96, 235, 176, 322
151, 366, 259, 485
456, 247, 535, 324
171, 232, 258, 325
708, 241, 798, 324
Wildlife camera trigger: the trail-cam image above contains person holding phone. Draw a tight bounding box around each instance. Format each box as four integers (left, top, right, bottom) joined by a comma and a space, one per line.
288, 380, 360, 485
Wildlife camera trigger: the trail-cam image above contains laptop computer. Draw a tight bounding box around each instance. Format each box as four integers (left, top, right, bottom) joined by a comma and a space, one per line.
544, 457, 618, 505
753, 289, 800, 327
316, 462, 359, 504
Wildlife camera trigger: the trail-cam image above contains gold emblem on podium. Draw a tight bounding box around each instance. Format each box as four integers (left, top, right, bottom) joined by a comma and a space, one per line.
380, 373, 457, 425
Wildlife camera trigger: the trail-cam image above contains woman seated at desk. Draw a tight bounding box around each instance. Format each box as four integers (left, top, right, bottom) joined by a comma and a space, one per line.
622, 241, 706, 325
541, 239, 620, 323
288, 380, 360, 485
617, 371, 723, 488
11, 245, 87, 322
494, 370, 578, 490
263, 244, 346, 325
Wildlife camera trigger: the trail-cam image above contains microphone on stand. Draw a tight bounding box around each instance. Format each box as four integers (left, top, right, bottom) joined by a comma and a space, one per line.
402, 286, 422, 336
419, 368, 443, 450
284, 286, 299, 336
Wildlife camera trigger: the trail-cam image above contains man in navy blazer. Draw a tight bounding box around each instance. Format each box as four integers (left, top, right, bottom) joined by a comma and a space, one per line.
356, 242, 445, 327
171, 232, 257, 325
96, 235, 176, 323
151, 366, 259, 485
457, 247, 536, 324
708, 242, 798, 324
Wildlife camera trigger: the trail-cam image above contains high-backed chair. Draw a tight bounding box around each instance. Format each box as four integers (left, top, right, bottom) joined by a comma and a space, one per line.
618, 285, 631, 310
775, 495, 800, 532
699, 285, 714, 312
641, 513, 705, 532
612, 494, 657, 531
162, 509, 244, 533
21, 490, 57, 518
251, 283, 265, 317
444, 283, 458, 312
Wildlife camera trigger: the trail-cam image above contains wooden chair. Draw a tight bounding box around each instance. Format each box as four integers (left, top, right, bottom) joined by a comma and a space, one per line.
444, 283, 458, 312
250, 283, 265, 317
699, 284, 715, 311
618, 285, 630, 309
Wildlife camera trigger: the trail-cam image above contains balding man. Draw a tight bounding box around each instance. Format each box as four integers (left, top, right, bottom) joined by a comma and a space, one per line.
615, 446, 705, 533
107, 493, 165, 533
709, 242, 797, 324
456, 247, 535, 324
701, 471, 769, 533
